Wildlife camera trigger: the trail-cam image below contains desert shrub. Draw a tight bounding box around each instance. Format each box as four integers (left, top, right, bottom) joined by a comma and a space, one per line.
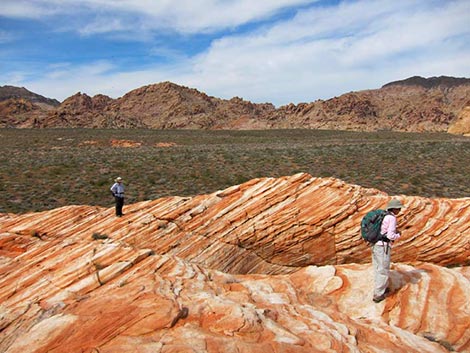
1, 129, 470, 213
92, 232, 109, 240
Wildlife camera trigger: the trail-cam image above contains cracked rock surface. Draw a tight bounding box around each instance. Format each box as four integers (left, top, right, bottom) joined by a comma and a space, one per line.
0, 173, 469, 352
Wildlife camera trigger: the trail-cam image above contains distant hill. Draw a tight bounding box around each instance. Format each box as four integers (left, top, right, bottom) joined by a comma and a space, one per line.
0, 85, 60, 106
0, 86, 61, 128
0, 76, 469, 133
273, 75, 470, 133
382, 75, 470, 89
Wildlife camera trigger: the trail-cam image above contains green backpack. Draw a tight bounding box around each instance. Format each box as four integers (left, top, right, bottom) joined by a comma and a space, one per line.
360, 209, 389, 243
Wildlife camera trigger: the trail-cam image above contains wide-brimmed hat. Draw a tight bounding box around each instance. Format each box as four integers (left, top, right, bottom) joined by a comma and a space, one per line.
115, 177, 123, 182
386, 199, 404, 210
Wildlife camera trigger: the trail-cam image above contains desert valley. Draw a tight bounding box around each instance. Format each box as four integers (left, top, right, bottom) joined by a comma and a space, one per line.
1, 76, 470, 352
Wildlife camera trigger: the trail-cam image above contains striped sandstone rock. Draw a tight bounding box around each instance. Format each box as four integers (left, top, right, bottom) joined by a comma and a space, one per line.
0, 173, 469, 352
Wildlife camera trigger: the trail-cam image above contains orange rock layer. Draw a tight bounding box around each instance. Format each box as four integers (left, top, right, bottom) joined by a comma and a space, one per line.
0, 173, 469, 352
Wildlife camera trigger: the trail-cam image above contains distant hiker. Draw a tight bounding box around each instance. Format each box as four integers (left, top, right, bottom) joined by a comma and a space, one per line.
110, 177, 125, 217
371, 199, 404, 303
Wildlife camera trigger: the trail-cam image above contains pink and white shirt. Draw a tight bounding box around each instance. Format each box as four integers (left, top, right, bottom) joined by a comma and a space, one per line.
377, 214, 400, 246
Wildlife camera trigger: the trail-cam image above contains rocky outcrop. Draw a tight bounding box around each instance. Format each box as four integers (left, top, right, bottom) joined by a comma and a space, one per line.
448, 106, 470, 136
104, 82, 276, 129
33, 82, 276, 129
1, 174, 469, 352
40, 92, 116, 128
1, 173, 469, 270
274, 79, 470, 132
2, 76, 469, 132
0, 98, 56, 128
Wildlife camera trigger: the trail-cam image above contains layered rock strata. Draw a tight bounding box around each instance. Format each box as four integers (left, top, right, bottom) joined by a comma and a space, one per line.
1, 173, 469, 271
0, 173, 469, 352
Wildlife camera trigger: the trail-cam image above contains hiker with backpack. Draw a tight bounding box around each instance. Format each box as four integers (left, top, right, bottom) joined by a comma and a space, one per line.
361, 199, 404, 303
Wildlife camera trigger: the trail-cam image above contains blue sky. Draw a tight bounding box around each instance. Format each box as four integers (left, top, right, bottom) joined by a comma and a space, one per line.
1, 0, 469, 106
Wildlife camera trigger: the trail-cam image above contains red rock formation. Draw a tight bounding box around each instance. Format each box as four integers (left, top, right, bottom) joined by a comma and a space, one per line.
449, 106, 470, 136
0, 174, 469, 352
39, 93, 115, 128
104, 82, 275, 129
0, 98, 51, 128
274, 83, 470, 132
2, 76, 469, 132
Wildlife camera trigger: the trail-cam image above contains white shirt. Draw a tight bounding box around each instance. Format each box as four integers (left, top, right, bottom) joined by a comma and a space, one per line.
110, 182, 125, 197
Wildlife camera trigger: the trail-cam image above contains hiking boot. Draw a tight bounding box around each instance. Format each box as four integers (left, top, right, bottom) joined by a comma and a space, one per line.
373, 294, 386, 303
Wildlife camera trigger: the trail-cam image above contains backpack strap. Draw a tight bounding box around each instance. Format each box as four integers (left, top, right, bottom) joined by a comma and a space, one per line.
380, 210, 393, 242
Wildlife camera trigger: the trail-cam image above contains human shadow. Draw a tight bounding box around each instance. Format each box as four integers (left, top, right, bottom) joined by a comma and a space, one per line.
388, 267, 426, 295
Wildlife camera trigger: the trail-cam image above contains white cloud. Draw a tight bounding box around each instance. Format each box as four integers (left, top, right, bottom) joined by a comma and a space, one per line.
22, 60, 179, 100
78, 17, 127, 36
3, 71, 30, 86
77, 0, 321, 33
0, 0, 61, 18
339, 0, 470, 66
3, 0, 470, 106
0, 0, 320, 34
172, 0, 470, 104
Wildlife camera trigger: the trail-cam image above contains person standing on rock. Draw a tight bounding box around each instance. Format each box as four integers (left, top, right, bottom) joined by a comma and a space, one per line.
110, 177, 125, 217
372, 199, 404, 303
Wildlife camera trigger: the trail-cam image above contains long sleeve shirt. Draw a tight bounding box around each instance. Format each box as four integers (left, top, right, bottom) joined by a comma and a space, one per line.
377, 214, 400, 246
110, 183, 125, 197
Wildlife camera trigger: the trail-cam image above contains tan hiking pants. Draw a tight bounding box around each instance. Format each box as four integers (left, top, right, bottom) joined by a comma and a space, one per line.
372, 242, 391, 298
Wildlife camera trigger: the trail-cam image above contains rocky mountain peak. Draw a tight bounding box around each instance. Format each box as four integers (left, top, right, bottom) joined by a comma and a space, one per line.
60, 92, 113, 111
382, 75, 470, 89
0, 85, 60, 106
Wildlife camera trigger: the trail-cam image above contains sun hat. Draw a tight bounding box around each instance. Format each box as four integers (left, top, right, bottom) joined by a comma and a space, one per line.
386, 199, 404, 210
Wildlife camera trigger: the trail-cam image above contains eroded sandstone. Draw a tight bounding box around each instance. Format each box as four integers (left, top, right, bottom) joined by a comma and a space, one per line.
0, 173, 469, 352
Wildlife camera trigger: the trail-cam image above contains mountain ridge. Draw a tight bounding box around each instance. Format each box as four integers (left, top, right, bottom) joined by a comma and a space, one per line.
0, 85, 60, 106
382, 75, 470, 89
1, 76, 469, 133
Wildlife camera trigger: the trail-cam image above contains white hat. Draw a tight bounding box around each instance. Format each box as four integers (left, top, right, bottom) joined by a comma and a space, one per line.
386, 199, 404, 210
115, 177, 123, 182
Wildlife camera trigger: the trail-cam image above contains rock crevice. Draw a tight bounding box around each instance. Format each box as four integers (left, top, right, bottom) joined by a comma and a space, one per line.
1, 174, 469, 352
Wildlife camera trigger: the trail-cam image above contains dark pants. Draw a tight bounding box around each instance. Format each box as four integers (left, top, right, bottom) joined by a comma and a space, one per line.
115, 196, 124, 216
